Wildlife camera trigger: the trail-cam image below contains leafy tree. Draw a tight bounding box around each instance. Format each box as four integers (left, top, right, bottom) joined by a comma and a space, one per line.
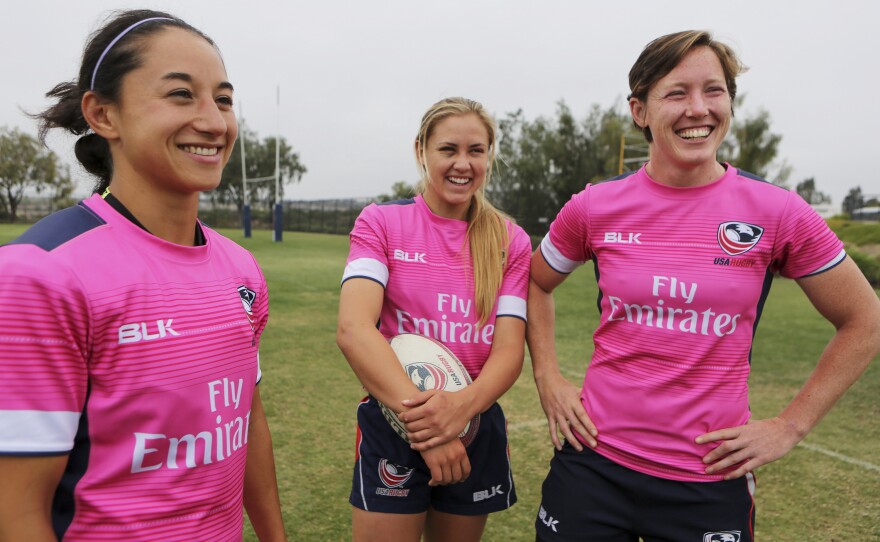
718, 96, 789, 186
487, 97, 788, 237
47, 164, 76, 212
214, 123, 306, 211
842, 186, 864, 216
377, 181, 415, 202
0, 126, 71, 222
493, 108, 557, 234
492, 102, 636, 235
795, 178, 831, 205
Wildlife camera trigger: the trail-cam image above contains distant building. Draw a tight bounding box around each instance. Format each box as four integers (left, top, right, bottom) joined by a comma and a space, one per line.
852, 206, 880, 221
809, 204, 835, 218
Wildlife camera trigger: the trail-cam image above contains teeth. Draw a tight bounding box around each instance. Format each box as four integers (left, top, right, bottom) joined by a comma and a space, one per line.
677, 127, 711, 139
181, 145, 219, 156
448, 177, 470, 185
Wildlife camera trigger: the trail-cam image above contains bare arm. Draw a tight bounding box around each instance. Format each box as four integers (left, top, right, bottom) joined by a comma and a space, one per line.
698, 257, 880, 478
336, 278, 469, 485
0, 455, 67, 541
527, 251, 597, 451
337, 278, 429, 411
243, 387, 286, 541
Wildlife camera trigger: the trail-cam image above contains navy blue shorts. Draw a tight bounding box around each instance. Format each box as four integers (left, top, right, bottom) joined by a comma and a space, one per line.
350, 396, 516, 515
535, 442, 755, 542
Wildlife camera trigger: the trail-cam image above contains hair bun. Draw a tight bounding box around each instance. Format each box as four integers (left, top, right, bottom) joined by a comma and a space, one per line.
74, 133, 112, 182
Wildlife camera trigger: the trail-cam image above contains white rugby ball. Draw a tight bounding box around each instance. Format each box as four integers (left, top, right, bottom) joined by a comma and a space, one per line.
380, 333, 480, 447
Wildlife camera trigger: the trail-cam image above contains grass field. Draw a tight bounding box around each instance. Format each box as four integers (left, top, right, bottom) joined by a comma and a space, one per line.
2, 224, 878, 541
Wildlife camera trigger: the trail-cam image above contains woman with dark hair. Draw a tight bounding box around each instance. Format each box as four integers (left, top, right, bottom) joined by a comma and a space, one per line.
529, 30, 880, 541
0, 10, 286, 540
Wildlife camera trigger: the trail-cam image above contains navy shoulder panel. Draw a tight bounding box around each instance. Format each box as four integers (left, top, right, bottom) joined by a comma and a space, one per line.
7, 203, 105, 251
735, 168, 789, 192
736, 169, 768, 182
377, 198, 416, 206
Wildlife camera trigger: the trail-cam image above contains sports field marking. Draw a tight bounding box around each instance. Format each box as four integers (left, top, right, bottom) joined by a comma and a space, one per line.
798, 442, 880, 473
508, 418, 880, 474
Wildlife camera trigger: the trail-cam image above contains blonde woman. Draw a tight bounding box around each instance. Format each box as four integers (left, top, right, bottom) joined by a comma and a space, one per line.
337, 97, 531, 542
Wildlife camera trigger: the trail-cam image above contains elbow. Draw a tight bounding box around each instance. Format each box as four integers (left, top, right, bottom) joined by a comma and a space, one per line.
336, 323, 352, 354
336, 316, 367, 356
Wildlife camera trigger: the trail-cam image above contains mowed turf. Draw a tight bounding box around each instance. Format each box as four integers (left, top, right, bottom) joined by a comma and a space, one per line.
1, 224, 878, 541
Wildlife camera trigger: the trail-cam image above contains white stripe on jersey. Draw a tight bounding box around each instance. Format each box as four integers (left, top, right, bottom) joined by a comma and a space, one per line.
804, 248, 847, 277
342, 257, 389, 287
540, 235, 583, 274
0, 410, 80, 453
497, 295, 527, 321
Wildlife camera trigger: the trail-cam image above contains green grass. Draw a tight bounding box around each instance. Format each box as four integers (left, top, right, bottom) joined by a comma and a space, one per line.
828, 218, 880, 247
2, 223, 878, 541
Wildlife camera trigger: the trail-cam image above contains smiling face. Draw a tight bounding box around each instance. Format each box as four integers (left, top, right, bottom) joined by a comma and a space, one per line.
103, 27, 237, 196
630, 46, 731, 186
417, 113, 490, 220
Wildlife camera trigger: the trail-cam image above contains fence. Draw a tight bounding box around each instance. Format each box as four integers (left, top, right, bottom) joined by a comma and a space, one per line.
13, 195, 549, 240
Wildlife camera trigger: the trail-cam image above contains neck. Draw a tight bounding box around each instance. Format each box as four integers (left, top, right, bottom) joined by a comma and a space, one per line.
645, 158, 726, 188
108, 179, 200, 246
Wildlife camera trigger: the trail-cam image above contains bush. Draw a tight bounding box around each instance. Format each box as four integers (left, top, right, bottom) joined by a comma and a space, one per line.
847, 246, 880, 286
827, 218, 880, 245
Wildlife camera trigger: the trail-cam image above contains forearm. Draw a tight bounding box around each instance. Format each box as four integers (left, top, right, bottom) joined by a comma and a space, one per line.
243, 393, 286, 541
337, 323, 421, 412
337, 281, 421, 412
526, 278, 563, 383
464, 319, 526, 415
783, 259, 880, 437
778, 322, 879, 438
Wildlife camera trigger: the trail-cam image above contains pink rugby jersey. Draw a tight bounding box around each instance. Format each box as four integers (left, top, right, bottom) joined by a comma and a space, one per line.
0, 194, 268, 541
541, 165, 845, 482
342, 195, 530, 378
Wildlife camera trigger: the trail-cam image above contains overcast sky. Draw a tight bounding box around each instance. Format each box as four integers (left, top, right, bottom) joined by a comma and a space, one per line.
3, 0, 878, 208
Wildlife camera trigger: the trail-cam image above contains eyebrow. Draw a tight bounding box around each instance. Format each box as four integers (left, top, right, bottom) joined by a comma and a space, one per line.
162, 72, 234, 91
436, 141, 488, 147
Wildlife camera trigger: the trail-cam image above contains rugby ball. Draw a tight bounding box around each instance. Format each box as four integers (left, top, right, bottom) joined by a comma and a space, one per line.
380, 333, 480, 447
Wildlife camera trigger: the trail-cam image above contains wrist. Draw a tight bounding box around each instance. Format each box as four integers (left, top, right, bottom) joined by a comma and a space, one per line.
777, 414, 809, 441
532, 364, 562, 385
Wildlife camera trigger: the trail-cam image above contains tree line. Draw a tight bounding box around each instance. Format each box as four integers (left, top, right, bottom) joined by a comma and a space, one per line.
381, 97, 849, 236
0, 99, 872, 224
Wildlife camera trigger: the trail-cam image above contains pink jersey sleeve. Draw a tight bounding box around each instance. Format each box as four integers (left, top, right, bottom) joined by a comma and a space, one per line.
0, 245, 89, 454
772, 192, 845, 278
541, 186, 594, 273
343, 203, 390, 286
497, 223, 531, 320
243, 250, 270, 383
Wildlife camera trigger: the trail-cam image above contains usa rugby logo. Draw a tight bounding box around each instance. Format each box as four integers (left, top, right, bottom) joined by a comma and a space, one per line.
406, 363, 447, 392
717, 222, 764, 256
237, 285, 256, 329
703, 531, 741, 542
378, 459, 413, 488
